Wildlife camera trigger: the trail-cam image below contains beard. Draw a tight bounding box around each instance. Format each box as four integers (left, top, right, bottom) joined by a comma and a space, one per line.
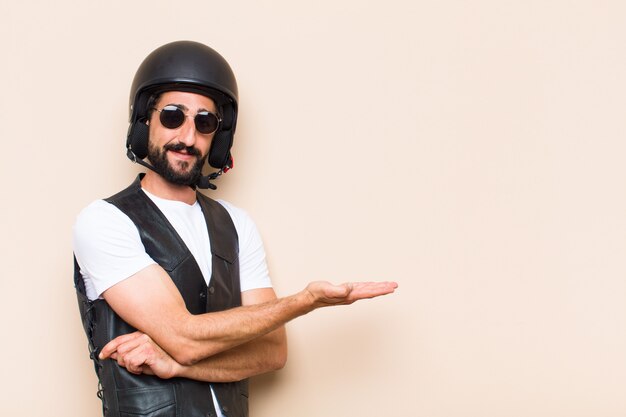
147, 141, 207, 186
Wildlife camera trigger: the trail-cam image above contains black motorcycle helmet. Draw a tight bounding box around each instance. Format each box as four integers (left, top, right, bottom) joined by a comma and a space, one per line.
126, 41, 238, 175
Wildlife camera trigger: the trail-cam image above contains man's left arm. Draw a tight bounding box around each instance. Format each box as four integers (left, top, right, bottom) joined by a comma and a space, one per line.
108, 287, 287, 382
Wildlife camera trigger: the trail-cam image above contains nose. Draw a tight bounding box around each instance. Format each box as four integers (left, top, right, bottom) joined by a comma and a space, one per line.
177, 117, 197, 147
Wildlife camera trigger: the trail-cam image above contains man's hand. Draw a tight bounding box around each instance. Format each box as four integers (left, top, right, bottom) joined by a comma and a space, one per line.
100, 331, 180, 379
304, 281, 398, 308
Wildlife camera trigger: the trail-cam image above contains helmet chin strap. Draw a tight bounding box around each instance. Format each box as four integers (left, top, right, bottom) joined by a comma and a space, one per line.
126, 148, 221, 190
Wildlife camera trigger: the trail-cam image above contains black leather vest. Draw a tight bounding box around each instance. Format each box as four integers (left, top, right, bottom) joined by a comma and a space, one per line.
74, 175, 248, 417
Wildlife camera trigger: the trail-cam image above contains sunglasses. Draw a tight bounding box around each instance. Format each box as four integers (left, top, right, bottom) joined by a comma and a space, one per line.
152, 105, 221, 134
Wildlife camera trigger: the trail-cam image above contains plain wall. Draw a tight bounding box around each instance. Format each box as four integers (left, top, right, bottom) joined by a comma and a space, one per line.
1, 1, 625, 416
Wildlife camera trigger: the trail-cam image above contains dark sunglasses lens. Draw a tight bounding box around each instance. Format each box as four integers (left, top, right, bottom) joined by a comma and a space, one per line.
195, 112, 219, 134
159, 106, 185, 129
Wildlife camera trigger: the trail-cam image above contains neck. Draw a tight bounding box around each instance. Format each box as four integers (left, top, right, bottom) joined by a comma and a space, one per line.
141, 171, 197, 205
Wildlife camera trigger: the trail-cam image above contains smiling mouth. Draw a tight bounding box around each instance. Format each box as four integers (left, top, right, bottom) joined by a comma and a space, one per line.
170, 148, 192, 155
168, 149, 198, 161
164, 143, 201, 159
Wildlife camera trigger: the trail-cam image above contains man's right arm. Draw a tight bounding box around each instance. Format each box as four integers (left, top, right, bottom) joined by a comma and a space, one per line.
100, 263, 397, 366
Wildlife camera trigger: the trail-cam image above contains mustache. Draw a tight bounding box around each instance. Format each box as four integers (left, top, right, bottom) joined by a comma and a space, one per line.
163, 142, 202, 156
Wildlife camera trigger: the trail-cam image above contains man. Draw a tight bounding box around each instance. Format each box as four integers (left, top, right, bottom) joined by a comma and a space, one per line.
73, 40, 397, 417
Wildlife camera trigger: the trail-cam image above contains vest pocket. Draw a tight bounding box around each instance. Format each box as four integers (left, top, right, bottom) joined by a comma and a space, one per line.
117, 385, 176, 416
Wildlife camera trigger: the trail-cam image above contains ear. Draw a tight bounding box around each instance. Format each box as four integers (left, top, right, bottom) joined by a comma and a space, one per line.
126, 121, 150, 159
208, 131, 233, 169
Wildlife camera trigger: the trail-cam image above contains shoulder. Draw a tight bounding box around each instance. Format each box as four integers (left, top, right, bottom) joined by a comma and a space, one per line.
73, 199, 142, 256
73, 199, 136, 235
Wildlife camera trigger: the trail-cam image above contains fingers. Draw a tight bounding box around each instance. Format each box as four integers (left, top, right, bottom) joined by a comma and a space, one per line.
123, 343, 152, 374
308, 280, 398, 307
102, 332, 158, 375
346, 281, 398, 301
99, 331, 146, 359
98, 331, 150, 359
99, 331, 175, 378
108, 335, 176, 379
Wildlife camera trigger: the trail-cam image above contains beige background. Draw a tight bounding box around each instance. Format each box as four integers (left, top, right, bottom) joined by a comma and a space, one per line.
1, 0, 625, 416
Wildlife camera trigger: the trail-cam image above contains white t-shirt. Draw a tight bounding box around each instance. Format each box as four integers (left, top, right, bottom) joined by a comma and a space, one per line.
73, 189, 272, 301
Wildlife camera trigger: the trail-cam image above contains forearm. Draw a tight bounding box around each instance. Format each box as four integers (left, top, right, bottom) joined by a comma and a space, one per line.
172, 291, 310, 365
175, 327, 287, 382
